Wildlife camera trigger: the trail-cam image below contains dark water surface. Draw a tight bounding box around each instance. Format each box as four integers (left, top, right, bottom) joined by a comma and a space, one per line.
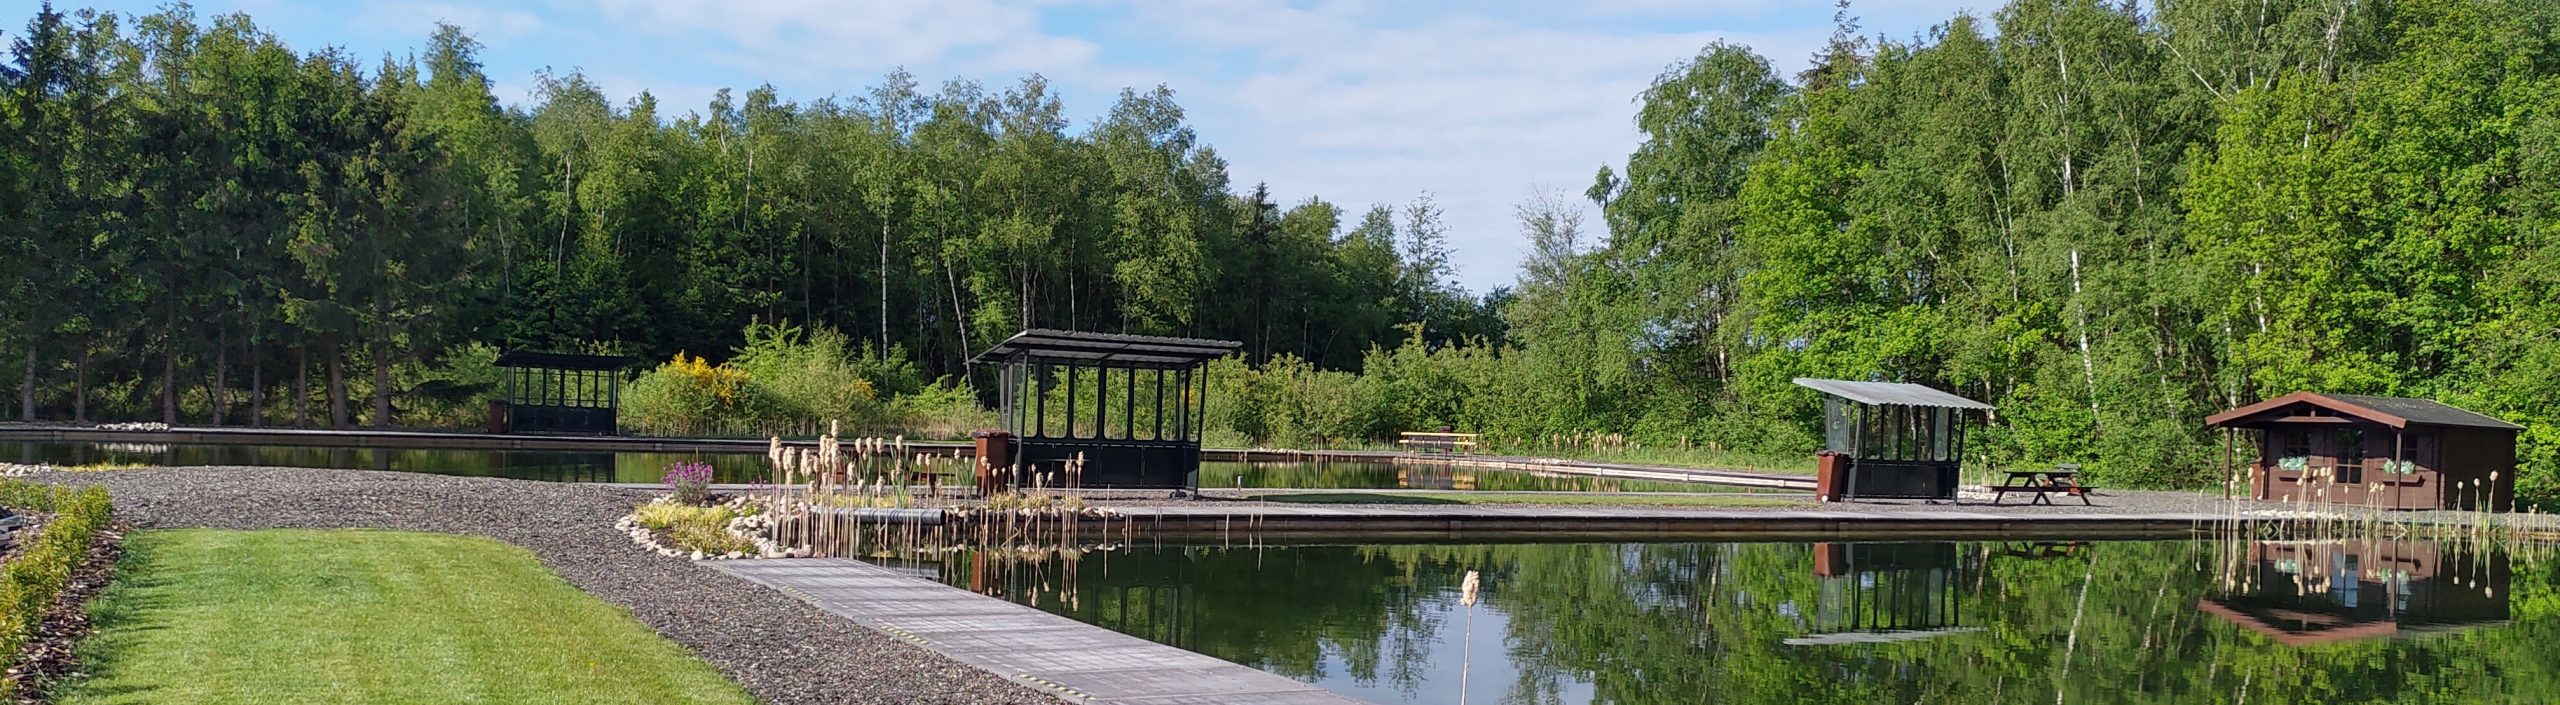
911, 538, 2538, 705
1205, 460, 1779, 493
1, 442, 1763, 492
2, 440, 777, 483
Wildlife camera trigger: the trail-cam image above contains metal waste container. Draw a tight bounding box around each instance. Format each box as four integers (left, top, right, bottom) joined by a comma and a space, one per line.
972, 430, 1015, 495
1815, 450, 1850, 502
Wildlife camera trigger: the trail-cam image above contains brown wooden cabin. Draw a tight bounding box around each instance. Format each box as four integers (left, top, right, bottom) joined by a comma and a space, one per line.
2206, 392, 2521, 510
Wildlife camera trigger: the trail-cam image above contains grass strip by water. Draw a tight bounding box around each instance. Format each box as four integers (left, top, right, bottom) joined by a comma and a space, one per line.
1239, 492, 1808, 508
52, 529, 758, 705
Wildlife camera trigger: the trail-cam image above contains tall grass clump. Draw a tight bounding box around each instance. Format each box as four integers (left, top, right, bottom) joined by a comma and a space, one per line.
630, 500, 757, 556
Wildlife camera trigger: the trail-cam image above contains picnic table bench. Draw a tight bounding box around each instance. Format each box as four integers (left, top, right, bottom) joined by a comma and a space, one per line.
1398, 431, 1479, 455
1989, 464, 2093, 506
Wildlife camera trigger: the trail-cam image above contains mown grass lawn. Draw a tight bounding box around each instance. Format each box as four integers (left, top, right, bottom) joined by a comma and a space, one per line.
53, 529, 758, 705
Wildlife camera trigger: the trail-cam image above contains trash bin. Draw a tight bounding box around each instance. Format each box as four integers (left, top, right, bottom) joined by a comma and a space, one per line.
972, 430, 1016, 495
1815, 450, 1850, 502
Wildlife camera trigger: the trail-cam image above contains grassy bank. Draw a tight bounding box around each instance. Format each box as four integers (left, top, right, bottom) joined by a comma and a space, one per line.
53, 529, 755, 705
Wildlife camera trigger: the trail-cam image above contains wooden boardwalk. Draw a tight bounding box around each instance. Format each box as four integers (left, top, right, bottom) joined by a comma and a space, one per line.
1094, 502, 2241, 538
712, 558, 1362, 705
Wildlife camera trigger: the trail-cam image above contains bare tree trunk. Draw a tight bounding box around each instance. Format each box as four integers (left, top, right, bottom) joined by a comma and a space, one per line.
19, 349, 33, 422
328, 344, 347, 428
211, 337, 227, 426
945, 254, 970, 370
372, 338, 392, 428
2071, 249, 2099, 429
295, 345, 310, 428
879, 220, 891, 349
161, 343, 177, 425
250, 345, 264, 428
73, 346, 87, 423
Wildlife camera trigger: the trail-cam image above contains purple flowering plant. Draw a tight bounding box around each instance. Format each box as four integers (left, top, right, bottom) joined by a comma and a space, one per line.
664, 460, 716, 505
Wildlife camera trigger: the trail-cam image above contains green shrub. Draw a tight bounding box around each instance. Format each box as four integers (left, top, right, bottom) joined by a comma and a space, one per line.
622, 353, 755, 437
851, 342, 928, 399
729, 323, 885, 431
0, 481, 112, 697
890, 377, 997, 439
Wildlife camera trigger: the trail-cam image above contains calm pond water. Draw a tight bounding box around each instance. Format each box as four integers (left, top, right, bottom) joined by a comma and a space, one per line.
1, 441, 777, 483
0, 442, 1763, 492
1204, 460, 1774, 493
910, 538, 2537, 704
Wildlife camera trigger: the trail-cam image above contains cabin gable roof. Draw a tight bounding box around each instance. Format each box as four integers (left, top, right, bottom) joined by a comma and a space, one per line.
2205, 391, 2522, 431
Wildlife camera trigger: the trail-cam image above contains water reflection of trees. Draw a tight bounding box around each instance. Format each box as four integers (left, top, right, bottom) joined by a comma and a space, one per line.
1204, 461, 1734, 493
938, 538, 2560, 704
3, 441, 776, 482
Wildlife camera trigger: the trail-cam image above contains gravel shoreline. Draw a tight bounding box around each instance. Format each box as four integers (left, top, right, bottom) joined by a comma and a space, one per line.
27, 467, 1059, 705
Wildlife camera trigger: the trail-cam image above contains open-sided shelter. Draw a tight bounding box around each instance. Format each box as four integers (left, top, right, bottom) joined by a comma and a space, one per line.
2206, 392, 2520, 510
1794, 378, 1993, 501
970, 329, 1241, 490
492, 351, 638, 435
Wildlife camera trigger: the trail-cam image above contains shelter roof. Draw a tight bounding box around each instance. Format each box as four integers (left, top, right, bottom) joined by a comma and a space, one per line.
968, 329, 1241, 369
2205, 391, 2522, 431
1792, 378, 1994, 410
492, 351, 640, 371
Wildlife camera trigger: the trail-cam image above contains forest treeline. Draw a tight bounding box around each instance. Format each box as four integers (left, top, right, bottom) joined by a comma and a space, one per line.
1214, 0, 2560, 496
9, 1, 2560, 496
0, 3, 1496, 431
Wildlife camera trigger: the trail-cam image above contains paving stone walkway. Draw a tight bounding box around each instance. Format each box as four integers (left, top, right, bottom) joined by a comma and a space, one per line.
713, 558, 1364, 705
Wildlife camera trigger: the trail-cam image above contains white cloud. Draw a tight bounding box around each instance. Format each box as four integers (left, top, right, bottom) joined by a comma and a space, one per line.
588, 0, 1100, 82
1110, 2, 1851, 289
354, 1, 545, 42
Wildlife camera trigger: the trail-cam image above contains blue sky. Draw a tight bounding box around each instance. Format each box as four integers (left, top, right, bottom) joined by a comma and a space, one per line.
52, 0, 1982, 291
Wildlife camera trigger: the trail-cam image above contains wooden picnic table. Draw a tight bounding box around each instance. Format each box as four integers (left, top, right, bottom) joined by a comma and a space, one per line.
1397, 431, 1479, 455
1989, 466, 2093, 506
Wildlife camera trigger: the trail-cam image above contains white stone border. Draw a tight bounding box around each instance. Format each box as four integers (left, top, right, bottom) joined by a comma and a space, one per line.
615, 494, 788, 560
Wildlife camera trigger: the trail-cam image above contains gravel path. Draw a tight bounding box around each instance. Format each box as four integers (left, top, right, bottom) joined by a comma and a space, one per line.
28, 466, 1060, 705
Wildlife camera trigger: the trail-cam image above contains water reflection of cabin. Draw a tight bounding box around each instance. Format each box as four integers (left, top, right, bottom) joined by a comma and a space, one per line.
1788, 542, 1980, 645
2206, 392, 2520, 510
970, 329, 1241, 490
2199, 539, 2508, 646
1793, 378, 1994, 501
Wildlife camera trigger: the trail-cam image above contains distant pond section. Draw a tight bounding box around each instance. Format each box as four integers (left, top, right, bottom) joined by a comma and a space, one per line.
890, 537, 2532, 705
2, 442, 1756, 492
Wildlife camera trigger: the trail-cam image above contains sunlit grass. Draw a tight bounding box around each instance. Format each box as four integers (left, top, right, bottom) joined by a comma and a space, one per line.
55, 462, 151, 472
53, 529, 757, 705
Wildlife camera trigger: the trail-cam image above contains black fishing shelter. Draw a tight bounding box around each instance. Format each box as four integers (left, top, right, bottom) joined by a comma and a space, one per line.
493, 351, 637, 435
970, 329, 1241, 489
1795, 377, 1993, 500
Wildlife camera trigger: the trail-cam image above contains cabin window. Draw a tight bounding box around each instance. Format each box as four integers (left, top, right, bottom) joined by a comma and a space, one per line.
2336, 429, 2365, 484
2279, 429, 2312, 469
